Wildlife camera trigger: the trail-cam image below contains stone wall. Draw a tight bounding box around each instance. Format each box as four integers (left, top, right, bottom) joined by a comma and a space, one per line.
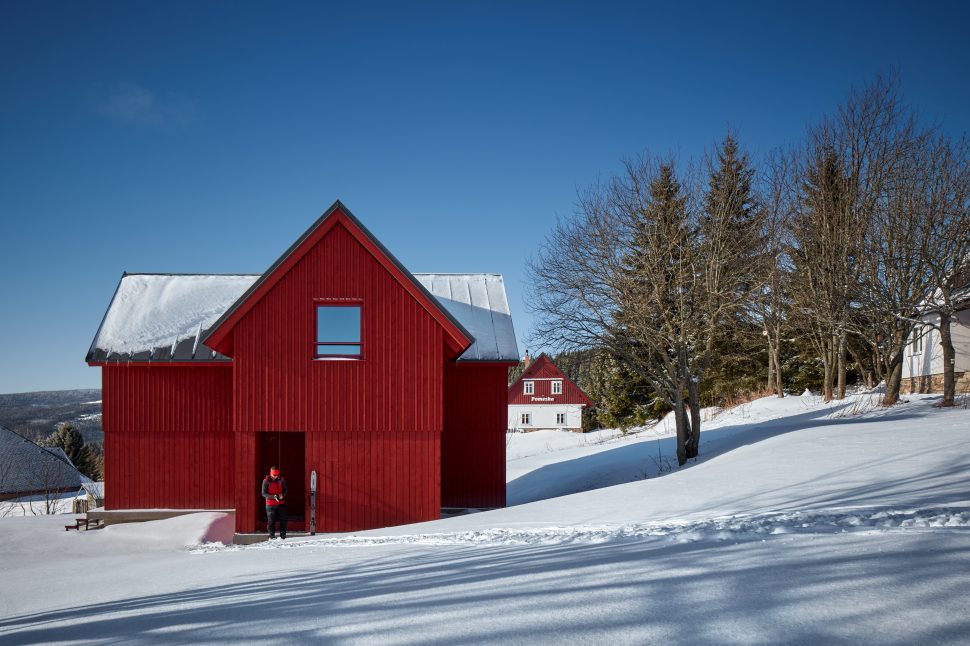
905, 371, 970, 394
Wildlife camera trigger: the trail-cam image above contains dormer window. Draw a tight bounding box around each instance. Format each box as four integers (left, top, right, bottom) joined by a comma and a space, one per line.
315, 303, 362, 359
524, 381, 534, 395
551, 380, 563, 395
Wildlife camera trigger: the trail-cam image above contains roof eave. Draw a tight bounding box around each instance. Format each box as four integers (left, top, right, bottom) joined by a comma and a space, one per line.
85, 272, 127, 364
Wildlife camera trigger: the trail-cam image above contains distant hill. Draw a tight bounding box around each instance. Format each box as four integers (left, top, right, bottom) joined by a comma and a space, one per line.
0, 389, 102, 444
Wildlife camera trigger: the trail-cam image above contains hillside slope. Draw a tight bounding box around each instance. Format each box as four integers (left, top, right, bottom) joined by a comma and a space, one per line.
0, 389, 102, 443
1, 392, 968, 645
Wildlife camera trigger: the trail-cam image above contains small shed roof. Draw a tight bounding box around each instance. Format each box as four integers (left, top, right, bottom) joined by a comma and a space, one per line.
87, 273, 518, 363
0, 426, 91, 495
80, 482, 105, 499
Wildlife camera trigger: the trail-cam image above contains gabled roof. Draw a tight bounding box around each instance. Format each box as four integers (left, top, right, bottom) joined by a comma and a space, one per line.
507, 353, 594, 406
86, 202, 520, 364
0, 426, 91, 495
201, 201, 473, 358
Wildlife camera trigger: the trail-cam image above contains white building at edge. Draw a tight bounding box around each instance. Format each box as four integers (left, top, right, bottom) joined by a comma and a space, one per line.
901, 281, 970, 393
507, 353, 594, 432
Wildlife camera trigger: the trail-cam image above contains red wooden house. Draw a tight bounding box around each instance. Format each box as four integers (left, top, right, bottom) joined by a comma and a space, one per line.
507, 353, 593, 432
86, 201, 518, 534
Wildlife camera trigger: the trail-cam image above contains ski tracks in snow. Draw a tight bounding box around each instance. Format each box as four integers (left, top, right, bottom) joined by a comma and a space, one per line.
191, 506, 970, 553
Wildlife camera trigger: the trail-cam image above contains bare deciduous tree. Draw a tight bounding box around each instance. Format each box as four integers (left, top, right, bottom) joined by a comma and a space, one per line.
528, 146, 763, 465
915, 134, 970, 406
789, 74, 948, 406
789, 139, 867, 401
757, 150, 795, 397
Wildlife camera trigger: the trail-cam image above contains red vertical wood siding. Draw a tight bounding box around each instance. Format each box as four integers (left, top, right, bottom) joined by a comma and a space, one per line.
303, 432, 439, 532
442, 363, 507, 508
101, 365, 233, 510
97, 217, 513, 532
231, 222, 445, 532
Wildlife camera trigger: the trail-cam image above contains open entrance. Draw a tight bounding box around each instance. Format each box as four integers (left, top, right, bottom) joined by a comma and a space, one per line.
255, 431, 306, 532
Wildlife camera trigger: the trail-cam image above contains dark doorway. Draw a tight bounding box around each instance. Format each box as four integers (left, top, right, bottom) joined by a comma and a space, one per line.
255, 431, 305, 531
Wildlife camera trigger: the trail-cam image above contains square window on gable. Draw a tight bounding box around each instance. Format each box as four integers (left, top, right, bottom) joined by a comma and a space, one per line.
524, 381, 534, 395
316, 304, 361, 359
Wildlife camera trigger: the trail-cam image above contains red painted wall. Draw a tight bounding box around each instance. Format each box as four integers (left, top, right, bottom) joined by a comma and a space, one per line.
310, 431, 440, 531
96, 214, 511, 532
102, 365, 233, 510
508, 355, 593, 407
442, 363, 507, 508
230, 222, 445, 532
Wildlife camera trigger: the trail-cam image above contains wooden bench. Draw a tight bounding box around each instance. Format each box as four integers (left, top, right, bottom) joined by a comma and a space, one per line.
64, 518, 102, 531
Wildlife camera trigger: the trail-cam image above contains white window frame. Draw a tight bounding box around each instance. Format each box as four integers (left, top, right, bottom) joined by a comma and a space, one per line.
551, 380, 563, 395
556, 412, 566, 425
524, 381, 534, 395
912, 327, 924, 353
521, 412, 532, 425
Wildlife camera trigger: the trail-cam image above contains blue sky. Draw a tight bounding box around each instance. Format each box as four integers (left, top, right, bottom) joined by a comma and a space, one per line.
1, 1, 968, 393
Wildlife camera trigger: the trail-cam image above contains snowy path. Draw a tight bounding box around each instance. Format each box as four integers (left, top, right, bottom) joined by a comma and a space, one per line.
201, 505, 970, 549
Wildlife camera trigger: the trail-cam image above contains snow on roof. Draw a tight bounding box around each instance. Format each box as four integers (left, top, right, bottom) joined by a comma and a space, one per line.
88, 274, 260, 361
80, 482, 105, 499
89, 272, 518, 362
414, 274, 519, 361
0, 426, 91, 495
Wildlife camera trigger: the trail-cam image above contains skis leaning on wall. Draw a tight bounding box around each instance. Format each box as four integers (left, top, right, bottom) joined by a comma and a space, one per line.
309, 469, 317, 536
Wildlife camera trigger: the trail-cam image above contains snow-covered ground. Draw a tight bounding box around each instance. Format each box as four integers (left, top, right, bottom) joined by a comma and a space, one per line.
0, 491, 78, 518
1, 392, 969, 644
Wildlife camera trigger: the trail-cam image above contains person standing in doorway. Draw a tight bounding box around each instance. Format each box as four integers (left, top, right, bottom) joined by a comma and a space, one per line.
262, 466, 287, 539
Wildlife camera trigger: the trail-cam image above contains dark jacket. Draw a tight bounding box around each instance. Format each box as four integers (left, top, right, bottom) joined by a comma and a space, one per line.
262, 476, 287, 507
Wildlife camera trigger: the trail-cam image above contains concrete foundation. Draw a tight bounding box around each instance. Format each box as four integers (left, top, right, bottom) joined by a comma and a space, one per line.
87, 508, 234, 526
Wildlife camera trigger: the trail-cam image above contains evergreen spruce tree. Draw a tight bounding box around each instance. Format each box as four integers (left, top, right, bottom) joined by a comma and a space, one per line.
704, 134, 760, 284
43, 423, 93, 477
699, 134, 766, 403
789, 146, 859, 400
83, 443, 104, 481
507, 361, 525, 386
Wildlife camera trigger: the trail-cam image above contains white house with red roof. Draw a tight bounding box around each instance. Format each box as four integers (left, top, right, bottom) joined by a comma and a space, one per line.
507, 353, 594, 432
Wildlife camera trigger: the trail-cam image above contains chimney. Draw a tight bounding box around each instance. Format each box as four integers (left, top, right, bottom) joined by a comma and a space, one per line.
523, 350, 531, 369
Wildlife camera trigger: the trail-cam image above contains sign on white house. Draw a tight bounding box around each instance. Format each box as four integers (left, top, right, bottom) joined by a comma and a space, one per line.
507, 353, 594, 432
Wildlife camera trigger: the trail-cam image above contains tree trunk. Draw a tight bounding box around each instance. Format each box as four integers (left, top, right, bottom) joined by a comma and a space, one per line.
822, 338, 834, 401
940, 312, 956, 407
686, 377, 701, 459
848, 344, 873, 389
773, 343, 784, 397
873, 343, 883, 384
836, 333, 847, 399
767, 340, 776, 392
882, 349, 904, 406
674, 389, 688, 466
769, 331, 784, 397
